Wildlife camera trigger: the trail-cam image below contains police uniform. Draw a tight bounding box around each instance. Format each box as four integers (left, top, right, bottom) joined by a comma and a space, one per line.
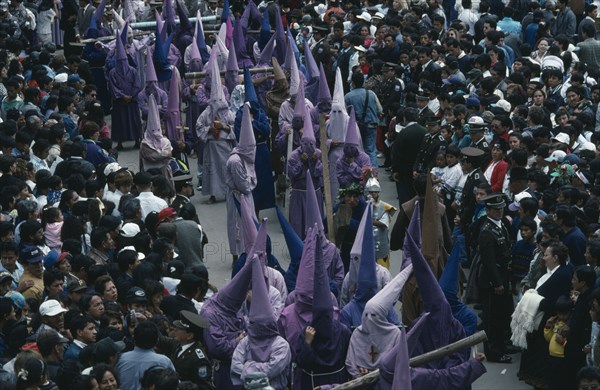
413, 118, 447, 175
476, 194, 513, 363
469, 126, 491, 170
458, 147, 486, 225
312, 26, 331, 67
417, 94, 435, 126
172, 311, 214, 390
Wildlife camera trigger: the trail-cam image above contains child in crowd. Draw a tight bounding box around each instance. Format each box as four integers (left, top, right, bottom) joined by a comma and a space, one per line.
366, 177, 396, 269
41, 207, 63, 252
545, 296, 573, 390
511, 218, 538, 301
430, 150, 448, 184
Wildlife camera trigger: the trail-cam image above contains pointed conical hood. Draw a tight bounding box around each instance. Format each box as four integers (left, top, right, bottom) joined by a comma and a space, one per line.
311, 231, 333, 334
258, 34, 276, 66
112, 9, 125, 30
317, 63, 332, 105
251, 218, 269, 272
115, 30, 127, 61
365, 263, 413, 320
209, 52, 227, 107
225, 38, 239, 94
93, 0, 107, 25
405, 230, 445, 311
303, 43, 319, 105
406, 312, 431, 356
175, 0, 192, 32
216, 253, 253, 310
155, 10, 166, 42
294, 225, 317, 299
190, 36, 203, 71
233, 17, 252, 68
221, 0, 230, 23
166, 67, 181, 142
422, 174, 444, 278
301, 93, 316, 144
401, 201, 422, 269
283, 33, 296, 72
392, 331, 412, 390
292, 72, 305, 121
195, 10, 210, 63
354, 204, 378, 303
304, 41, 319, 82
277, 206, 304, 292
239, 100, 256, 145
244, 68, 258, 104
273, 6, 285, 64
250, 252, 275, 323
218, 22, 227, 47
331, 67, 346, 112
120, 20, 129, 45
258, 6, 271, 50
146, 93, 161, 138
345, 106, 361, 147
214, 33, 230, 71
87, 10, 98, 38
304, 168, 323, 233
145, 47, 157, 82
162, 0, 176, 36
153, 27, 174, 82
272, 56, 285, 81
347, 202, 370, 293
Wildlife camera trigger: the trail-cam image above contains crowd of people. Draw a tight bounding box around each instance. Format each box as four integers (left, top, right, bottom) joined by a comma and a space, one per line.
2, 0, 600, 389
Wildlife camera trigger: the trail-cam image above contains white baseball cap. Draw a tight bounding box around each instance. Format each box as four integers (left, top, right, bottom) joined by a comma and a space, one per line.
39, 300, 68, 317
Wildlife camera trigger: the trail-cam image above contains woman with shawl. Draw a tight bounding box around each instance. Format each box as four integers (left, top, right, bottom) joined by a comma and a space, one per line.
196, 57, 236, 204
108, 31, 142, 150
140, 94, 173, 182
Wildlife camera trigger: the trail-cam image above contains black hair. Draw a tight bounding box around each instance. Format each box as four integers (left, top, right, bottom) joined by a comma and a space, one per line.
134, 321, 159, 349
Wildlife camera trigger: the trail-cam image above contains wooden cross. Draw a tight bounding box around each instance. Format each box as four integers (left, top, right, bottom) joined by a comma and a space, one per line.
369, 345, 378, 363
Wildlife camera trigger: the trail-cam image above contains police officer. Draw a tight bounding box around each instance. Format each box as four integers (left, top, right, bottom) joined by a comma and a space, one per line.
312, 25, 331, 67
416, 93, 435, 126
172, 310, 214, 389
456, 147, 485, 227
379, 63, 404, 110
172, 174, 195, 213
412, 117, 447, 177
467, 116, 491, 170
477, 194, 513, 364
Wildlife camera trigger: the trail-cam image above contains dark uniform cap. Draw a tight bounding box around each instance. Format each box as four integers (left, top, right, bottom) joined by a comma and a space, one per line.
0, 271, 13, 284
492, 139, 509, 153
482, 193, 506, 209
416, 93, 429, 100
313, 25, 329, 33
125, 287, 147, 303
94, 337, 126, 361
173, 310, 210, 332
67, 279, 87, 293
460, 147, 484, 164
426, 117, 440, 125
509, 167, 529, 182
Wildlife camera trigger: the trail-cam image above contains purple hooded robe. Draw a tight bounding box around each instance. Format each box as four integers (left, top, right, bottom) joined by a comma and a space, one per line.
137, 48, 168, 120
108, 31, 142, 143
335, 107, 371, 190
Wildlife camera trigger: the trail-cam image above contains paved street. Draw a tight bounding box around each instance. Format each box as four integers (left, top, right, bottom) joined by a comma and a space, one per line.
118, 141, 533, 389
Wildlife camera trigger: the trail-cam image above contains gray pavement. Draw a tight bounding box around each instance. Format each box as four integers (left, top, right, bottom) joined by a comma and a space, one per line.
118, 142, 533, 389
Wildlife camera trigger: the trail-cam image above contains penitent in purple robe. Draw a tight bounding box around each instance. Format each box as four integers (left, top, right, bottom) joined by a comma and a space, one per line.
335, 107, 371, 190
200, 257, 252, 389
109, 30, 142, 143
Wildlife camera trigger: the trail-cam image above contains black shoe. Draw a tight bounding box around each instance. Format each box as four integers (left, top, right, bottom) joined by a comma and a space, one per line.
505, 345, 521, 354
133, 141, 140, 149
116, 143, 124, 151
488, 354, 512, 363
473, 303, 482, 310
379, 164, 390, 168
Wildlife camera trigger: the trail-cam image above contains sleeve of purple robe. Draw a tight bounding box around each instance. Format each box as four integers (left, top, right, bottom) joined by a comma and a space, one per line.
287, 151, 306, 181
228, 157, 254, 195
356, 152, 372, 168
310, 151, 323, 186
336, 159, 362, 188
410, 358, 487, 389
235, 337, 292, 387
195, 84, 211, 110
326, 244, 345, 293
196, 111, 213, 142
137, 91, 149, 117
204, 324, 240, 360
231, 337, 249, 386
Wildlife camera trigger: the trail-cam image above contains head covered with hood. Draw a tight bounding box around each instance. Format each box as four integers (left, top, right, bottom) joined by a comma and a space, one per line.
195, 10, 210, 63
247, 253, 279, 362
346, 261, 413, 369
299, 81, 317, 156
225, 37, 239, 94
328, 67, 348, 142
277, 206, 304, 293
209, 53, 230, 115
316, 63, 332, 113
143, 94, 173, 152
303, 41, 319, 105
189, 35, 203, 72
343, 106, 363, 159
232, 103, 258, 204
